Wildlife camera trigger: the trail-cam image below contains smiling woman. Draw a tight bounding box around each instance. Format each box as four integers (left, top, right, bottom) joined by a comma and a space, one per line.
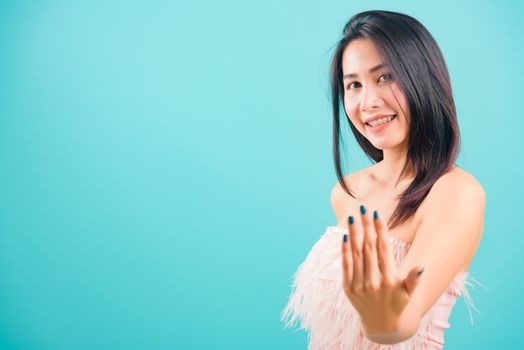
281, 10, 486, 350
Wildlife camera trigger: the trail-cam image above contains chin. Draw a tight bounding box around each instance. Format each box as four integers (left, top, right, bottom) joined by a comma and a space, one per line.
369, 139, 405, 150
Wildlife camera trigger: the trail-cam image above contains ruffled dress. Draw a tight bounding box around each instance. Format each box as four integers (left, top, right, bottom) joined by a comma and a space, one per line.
281, 226, 483, 349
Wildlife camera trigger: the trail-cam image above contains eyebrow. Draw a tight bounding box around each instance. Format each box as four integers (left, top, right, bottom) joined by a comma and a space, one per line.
343, 63, 388, 80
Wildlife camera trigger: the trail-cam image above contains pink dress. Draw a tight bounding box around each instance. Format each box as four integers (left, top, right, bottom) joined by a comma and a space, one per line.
281, 226, 482, 349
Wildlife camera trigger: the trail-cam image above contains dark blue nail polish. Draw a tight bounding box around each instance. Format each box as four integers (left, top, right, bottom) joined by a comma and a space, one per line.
373, 210, 378, 220
343, 234, 348, 242
348, 216, 354, 225
360, 204, 366, 215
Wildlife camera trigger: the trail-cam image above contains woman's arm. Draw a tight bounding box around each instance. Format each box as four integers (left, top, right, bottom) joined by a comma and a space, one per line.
397, 171, 485, 321
341, 170, 486, 344
362, 300, 421, 344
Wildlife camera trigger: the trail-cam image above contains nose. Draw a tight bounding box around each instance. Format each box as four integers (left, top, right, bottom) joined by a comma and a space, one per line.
359, 84, 384, 112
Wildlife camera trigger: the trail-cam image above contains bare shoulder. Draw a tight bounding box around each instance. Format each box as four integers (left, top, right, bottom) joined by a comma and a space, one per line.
418, 165, 486, 242
331, 168, 367, 198
427, 166, 486, 204
330, 167, 370, 218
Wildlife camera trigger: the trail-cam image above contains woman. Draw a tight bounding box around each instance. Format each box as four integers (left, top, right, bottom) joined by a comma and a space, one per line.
281, 10, 486, 349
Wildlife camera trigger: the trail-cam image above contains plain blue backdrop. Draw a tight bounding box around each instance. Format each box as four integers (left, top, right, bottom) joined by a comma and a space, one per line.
0, 0, 522, 349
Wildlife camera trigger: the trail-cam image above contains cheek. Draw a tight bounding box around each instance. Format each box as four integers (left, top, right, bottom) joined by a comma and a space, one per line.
343, 96, 361, 125
390, 85, 410, 119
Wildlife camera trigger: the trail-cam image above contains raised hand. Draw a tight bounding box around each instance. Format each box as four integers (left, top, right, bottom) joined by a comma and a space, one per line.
341, 204, 424, 337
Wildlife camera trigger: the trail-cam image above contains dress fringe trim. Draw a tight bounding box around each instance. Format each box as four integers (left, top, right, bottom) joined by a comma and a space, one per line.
280, 226, 485, 349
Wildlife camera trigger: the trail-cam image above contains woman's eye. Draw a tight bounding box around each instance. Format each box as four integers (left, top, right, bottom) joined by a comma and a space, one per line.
346, 73, 392, 90
379, 73, 393, 82
346, 82, 360, 90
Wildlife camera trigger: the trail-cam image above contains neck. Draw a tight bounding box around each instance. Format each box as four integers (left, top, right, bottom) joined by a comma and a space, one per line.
374, 143, 415, 189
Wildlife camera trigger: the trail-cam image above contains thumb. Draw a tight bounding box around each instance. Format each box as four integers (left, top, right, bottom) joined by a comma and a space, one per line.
403, 266, 424, 296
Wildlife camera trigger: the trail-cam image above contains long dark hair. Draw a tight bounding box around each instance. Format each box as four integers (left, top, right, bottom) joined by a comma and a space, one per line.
330, 10, 460, 230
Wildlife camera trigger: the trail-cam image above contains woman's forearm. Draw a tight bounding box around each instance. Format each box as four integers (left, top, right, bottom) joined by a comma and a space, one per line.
362, 301, 422, 344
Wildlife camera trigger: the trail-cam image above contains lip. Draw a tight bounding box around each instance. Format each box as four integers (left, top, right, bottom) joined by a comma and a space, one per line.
365, 115, 396, 132
364, 114, 396, 124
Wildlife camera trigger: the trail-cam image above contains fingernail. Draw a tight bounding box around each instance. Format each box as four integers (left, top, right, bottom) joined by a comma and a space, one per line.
348, 216, 354, 225
343, 234, 348, 242
373, 210, 378, 220
417, 268, 425, 277
360, 204, 366, 215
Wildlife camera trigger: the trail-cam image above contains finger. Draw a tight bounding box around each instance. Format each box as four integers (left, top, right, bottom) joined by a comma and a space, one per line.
373, 209, 396, 281
361, 205, 380, 291
403, 266, 424, 296
341, 232, 353, 294
349, 214, 364, 293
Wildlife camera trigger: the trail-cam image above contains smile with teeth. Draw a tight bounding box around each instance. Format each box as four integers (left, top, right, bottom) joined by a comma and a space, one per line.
366, 115, 396, 127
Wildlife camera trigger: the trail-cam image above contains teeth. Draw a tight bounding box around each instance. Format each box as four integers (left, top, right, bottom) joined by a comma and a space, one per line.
368, 115, 395, 127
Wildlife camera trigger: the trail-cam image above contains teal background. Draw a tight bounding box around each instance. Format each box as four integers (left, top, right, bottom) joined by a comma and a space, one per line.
0, 0, 522, 349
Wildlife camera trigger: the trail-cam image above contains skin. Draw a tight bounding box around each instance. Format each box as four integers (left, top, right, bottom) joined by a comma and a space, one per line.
341, 38, 415, 185
332, 39, 486, 344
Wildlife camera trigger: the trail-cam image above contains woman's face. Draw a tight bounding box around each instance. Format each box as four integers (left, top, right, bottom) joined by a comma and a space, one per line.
341, 38, 410, 150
